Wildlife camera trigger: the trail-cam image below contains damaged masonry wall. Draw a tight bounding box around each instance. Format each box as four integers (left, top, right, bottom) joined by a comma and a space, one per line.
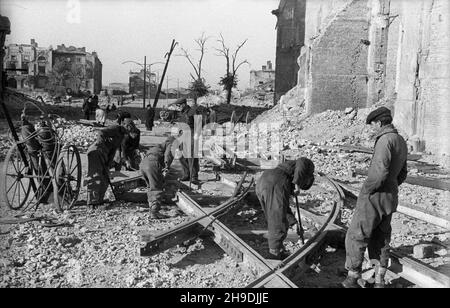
303, 0, 370, 114
300, 0, 450, 156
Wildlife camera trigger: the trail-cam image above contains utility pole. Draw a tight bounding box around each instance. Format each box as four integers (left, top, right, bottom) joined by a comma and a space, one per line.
166, 75, 169, 104
149, 62, 152, 104
143, 56, 146, 109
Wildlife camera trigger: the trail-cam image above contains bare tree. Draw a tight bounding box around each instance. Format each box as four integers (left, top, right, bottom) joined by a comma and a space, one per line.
215, 34, 249, 104
179, 33, 210, 101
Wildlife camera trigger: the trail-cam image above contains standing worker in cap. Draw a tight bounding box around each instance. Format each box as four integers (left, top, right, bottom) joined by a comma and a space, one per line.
86, 118, 138, 208
139, 136, 176, 219
256, 158, 315, 260
174, 98, 199, 183
342, 107, 407, 288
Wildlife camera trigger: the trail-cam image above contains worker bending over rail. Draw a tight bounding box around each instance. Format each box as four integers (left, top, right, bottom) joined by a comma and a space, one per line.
86, 119, 137, 208
139, 136, 176, 219
256, 158, 315, 260
342, 107, 408, 288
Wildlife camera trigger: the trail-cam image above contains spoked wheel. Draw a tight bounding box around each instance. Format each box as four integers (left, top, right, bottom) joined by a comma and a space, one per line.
54, 144, 82, 211
1, 144, 32, 210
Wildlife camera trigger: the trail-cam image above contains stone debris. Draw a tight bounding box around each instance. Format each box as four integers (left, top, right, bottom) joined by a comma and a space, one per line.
53, 118, 97, 152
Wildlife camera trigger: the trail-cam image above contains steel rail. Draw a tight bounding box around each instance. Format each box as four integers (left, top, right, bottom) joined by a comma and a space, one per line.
246, 176, 345, 288
176, 187, 297, 288
140, 174, 250, 256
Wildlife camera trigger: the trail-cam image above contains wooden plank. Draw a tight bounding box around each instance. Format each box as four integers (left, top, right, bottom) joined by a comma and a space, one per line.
337, 144, 422, 161
396, 204, 450, 230
390, 251, 450, 288
355, 169, 450, 191
335, 180, 450, 229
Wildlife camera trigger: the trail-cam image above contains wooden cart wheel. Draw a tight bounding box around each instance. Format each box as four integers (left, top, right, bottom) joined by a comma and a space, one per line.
1, 144, 32, 210
54, 144, 82, 211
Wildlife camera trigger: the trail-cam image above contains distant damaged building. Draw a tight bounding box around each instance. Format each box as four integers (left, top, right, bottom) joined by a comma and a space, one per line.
3, 41, 102, 94
52, 44, 102, 94
272, 0, 306, 103
250, 61, 275, 90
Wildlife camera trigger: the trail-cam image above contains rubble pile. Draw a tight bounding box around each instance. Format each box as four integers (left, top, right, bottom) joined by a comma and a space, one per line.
0, 135, 13, 160
0, 202, 257, 288
53, 119, 97, 152
197, 94, 225, 107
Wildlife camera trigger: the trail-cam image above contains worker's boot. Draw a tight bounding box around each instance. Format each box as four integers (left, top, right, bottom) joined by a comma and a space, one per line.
374, 267, 387, 288
268, 248, 290, 260
149, 211, 166, 220
341, 270, 362, 288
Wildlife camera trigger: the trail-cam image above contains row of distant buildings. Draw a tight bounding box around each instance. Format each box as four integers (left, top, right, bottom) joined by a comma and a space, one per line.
3, 39, 102, 94
3, 38, 275, 98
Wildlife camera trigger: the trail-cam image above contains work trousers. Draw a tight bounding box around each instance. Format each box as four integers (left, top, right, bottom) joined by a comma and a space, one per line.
86, 149, 109, 205
28, 151, 52, 203
345, 194, 393, 272
140, 158, 164, 213
179, 157, 199, 181
256, 185, 295, 252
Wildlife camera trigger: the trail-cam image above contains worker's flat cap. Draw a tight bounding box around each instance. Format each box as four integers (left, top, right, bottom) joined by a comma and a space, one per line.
366, 107, 392, 124
174, 98, 187, 105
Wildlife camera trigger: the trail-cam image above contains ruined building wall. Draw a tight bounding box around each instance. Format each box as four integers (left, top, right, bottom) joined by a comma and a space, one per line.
304, 0, 371, 114
273, 0, 306, 103
300, 0, 450, 155
389, 0, 450, 155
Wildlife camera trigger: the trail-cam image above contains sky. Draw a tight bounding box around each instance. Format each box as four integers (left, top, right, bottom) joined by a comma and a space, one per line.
1, 0, 278, 90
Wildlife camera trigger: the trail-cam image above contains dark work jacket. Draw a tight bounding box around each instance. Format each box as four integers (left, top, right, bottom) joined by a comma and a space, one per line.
358, 124, 408, 215
181, 105, 196, 129
21, 120, 41, 153
82, 99, 90, 113
146, 107, 155, 129
88, 125, 127, 167
121, 126, 140, 157
256, 161, 296, 203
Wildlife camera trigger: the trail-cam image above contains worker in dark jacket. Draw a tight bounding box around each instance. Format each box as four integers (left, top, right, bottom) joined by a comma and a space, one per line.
86, 119, 137, 207
21, 115, 51, 204
115, 120, 141, 170
175, 98, 199, 182
145, 104, 155, 131
256, 158, 315, 260
139, 136, 175, 219
82, 96, 91, 120
342, 107, 408, 288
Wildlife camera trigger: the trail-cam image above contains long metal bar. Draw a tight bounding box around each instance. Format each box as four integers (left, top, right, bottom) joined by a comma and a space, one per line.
176, 190, 297, 288
140, 177, 251, 256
